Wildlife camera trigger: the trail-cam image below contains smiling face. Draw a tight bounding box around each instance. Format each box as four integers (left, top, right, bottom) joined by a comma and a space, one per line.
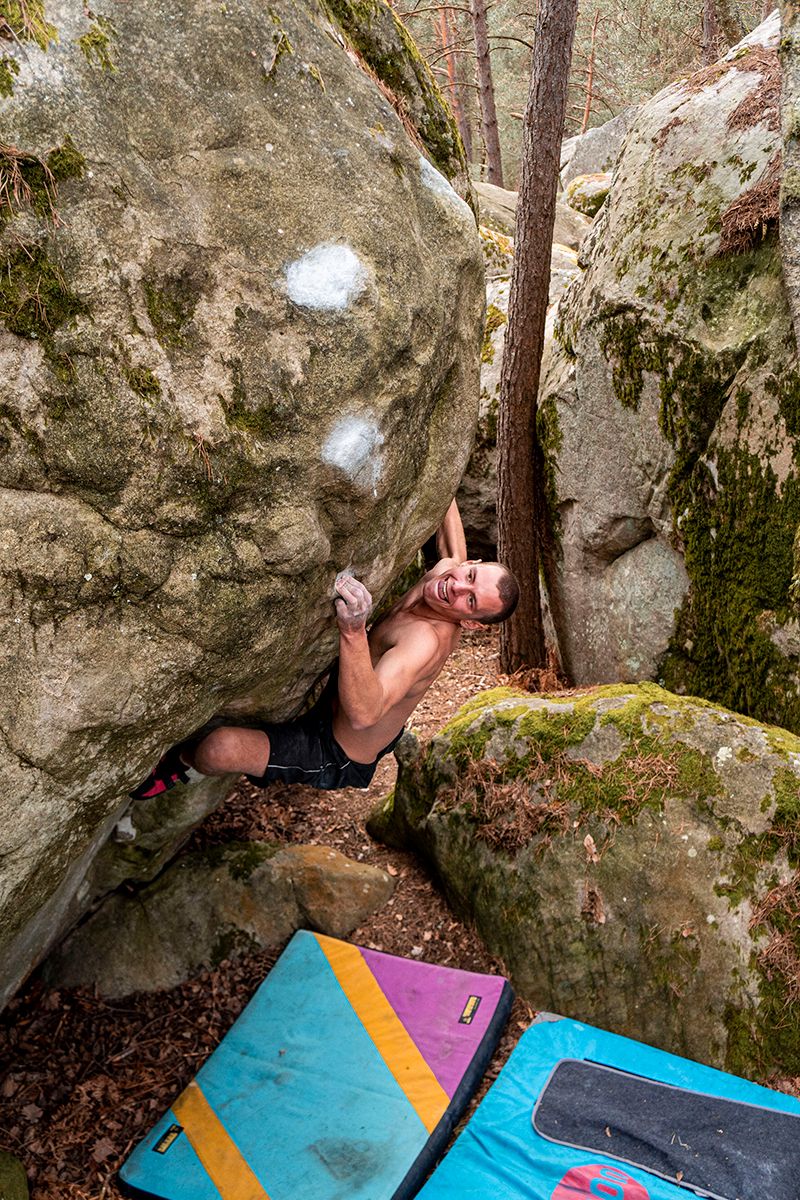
423, 561, 507, 622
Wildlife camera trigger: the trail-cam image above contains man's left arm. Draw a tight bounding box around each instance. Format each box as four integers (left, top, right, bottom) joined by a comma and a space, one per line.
435, 499, 467, 563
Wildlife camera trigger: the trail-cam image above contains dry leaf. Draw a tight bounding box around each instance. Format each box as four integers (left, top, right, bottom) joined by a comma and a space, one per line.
92, 1136, 116, 1163
583, 834, 600, 863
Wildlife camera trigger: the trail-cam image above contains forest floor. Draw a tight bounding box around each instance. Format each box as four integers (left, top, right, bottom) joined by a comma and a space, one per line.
0, 627, 538, 1199
3, 626, 798, 1197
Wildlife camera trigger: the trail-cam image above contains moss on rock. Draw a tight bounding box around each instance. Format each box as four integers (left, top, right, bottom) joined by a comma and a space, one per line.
372, 683, 800, 1075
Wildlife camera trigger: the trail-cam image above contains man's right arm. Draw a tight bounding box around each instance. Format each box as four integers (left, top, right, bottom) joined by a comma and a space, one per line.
333, 575, 439, 730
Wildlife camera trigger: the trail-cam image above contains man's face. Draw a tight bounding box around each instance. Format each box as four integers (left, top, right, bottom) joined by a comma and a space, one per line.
424, 561, 505, 621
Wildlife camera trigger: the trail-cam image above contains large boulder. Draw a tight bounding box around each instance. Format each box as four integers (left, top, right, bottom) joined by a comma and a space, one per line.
559, 108, 637, 188
45, 842, 395, 998
540, 17, 800, 734
369, 684, 800, 1077
0, 1, 484, 1008
474, 181, 591, 248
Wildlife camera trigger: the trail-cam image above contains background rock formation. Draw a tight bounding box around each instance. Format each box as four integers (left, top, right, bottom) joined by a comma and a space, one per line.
540, 16, 800, 731
0, 0, 484, 1009
370, 684, 800, 1076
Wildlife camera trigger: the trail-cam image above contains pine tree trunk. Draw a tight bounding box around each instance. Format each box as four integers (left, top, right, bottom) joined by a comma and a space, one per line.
702, 0, 719, 64
472, 0, 504, 186
497, 0, 579, 673
436, 6, 472, 161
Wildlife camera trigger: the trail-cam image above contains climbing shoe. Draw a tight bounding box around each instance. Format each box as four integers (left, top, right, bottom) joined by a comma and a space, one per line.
129, 743, 190, 800
129, 717, 228, 800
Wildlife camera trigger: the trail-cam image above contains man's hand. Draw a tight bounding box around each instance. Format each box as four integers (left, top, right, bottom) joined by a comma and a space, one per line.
334, 573, 372, 634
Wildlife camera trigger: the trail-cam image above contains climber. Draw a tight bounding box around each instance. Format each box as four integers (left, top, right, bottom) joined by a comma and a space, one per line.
130, 500, 519, 799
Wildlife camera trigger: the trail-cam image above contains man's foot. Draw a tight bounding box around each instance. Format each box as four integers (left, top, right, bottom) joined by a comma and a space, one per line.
129, 717, 228, 800
129, 743, 190, 800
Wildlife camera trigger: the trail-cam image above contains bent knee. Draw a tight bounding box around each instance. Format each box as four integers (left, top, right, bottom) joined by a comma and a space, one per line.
193, 726, 254, 775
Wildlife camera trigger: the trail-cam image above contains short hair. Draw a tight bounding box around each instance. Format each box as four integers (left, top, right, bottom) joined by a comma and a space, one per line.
478, 565, 520, 625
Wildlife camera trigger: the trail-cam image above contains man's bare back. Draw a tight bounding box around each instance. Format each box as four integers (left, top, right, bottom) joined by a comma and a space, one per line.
129, 501, 518, 799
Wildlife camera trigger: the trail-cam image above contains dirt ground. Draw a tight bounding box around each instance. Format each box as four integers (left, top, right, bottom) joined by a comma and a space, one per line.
0, 627, 536, 1199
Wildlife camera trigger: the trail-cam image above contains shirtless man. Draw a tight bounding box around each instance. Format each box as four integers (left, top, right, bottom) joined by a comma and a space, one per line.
130, 501, 519, 799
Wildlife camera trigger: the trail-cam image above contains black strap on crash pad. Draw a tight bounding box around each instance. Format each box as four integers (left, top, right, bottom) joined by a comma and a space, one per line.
532, 1058, 800, 1200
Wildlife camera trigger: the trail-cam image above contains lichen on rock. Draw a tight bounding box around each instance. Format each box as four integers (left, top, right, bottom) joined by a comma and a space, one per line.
369, 682, 800, 1076
0, 0, 484, 1011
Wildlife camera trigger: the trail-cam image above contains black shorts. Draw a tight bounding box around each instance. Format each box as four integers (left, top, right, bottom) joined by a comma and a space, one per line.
245, 699, 404, 791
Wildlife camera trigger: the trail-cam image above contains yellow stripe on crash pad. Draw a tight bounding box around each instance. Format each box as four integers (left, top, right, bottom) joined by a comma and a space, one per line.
314, 933, 449, 1134
172, 1080, 270, 1200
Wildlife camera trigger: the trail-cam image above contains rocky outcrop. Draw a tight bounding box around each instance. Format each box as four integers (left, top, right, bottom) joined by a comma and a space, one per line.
564, 172, 612, 217
474, 181, 592, 248
560, 108, 636, 188
45, 843, 394, 998
369, 684, 800, 1077
540, 15, 800, 734
0, 1, 484, 1008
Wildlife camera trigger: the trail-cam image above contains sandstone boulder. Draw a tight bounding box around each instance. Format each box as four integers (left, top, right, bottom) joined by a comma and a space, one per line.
560, 108, 636, 188
45, 843, 394, 998
474, 181, 591, 248
564, 171, 612, 217
369, 684, 800, 1077
0, 0, 483, 1008
539, 16, 800, 735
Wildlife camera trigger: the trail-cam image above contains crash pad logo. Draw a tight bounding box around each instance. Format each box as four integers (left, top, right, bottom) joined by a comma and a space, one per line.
152, 1124, 183, 1154
552, 1163, 650, 1199
459, 995, 482, 1024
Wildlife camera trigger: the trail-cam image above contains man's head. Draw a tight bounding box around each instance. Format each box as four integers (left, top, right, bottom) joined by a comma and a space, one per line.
423, 561, 519, 625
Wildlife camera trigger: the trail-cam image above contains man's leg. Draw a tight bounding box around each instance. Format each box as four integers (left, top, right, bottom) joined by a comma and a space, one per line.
129, 725, 271, 799
189, 726, 271, 778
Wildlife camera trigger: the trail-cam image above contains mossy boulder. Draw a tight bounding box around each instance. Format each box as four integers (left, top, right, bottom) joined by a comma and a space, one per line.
45, 842, 394, 998
539, 16, 800, 735
0, 0, 484, 1010
564, 171, 612, 217
0, 1150, 28, 1200
369, 683, 800, 1077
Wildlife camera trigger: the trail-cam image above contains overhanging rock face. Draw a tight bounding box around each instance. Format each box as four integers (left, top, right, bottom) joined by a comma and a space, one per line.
0, 0, 484, 1008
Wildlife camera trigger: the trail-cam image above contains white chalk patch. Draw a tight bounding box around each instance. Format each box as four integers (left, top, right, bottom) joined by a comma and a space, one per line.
322, 415, 384, 489
715, 745, 733, 766
418, 155, 473, 220
285, 243, 368, 310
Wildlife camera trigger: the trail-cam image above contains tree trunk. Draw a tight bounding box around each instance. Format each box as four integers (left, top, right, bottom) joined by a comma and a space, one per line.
435, 6, 472, 161
497, 0, 579, 673
472, 0, 504, 186
449, 7, 473, 160
702, 0, 719, 65
713, 0, 746, 48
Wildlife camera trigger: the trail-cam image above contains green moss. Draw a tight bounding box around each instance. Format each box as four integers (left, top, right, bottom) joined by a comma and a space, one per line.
0, 243, 87, 338
46, 135, 87, 181
122, 364, 162, 401
143, 272, 202, 350
0, 54, 19, 97
211, 927, 261, 966
264, 8, 294, 77
219, 356, 289, 440
0, 0, 58, 49
481, 302, 506, 365
77, 12, 117, 71
320, 0, 466, 180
